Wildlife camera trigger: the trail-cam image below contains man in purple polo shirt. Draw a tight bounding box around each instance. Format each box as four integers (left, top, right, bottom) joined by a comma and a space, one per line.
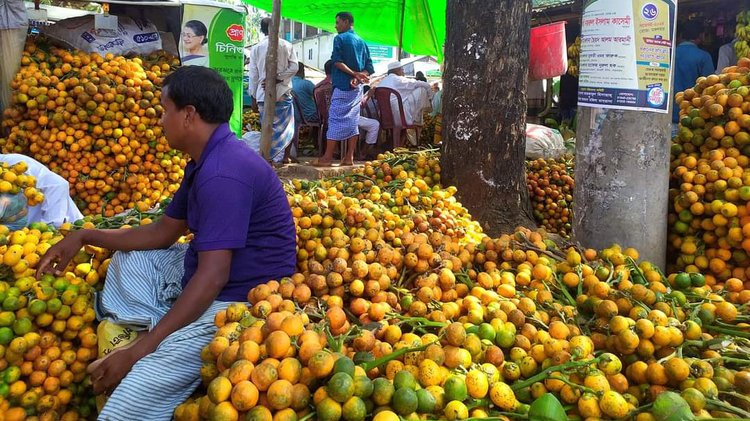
37, 66, 296, 420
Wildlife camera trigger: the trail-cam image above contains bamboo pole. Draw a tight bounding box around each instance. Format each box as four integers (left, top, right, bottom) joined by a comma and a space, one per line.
260, 0, 281, 160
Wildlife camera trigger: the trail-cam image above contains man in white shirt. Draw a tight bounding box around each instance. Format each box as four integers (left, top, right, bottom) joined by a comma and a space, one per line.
717, 39, 738, 74
247, 18, 299, 164
0, 153, 83, 227
378, 61, 433, 128
0, 0, 27, 115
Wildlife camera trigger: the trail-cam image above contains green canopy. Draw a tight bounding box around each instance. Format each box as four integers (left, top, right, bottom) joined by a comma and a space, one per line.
242, 0, 446, 59
241, 0, 573, 60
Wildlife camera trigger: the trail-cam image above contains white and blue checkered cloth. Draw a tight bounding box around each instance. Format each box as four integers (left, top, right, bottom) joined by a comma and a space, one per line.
327, 86, 363, 141
95, 244, 232, 421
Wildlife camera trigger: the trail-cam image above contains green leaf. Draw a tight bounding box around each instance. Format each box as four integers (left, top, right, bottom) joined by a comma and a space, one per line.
652, 392, 696, 421
528, 393, 567, 421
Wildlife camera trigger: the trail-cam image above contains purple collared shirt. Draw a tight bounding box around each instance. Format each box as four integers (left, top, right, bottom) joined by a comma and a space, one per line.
166, 123, 296, 301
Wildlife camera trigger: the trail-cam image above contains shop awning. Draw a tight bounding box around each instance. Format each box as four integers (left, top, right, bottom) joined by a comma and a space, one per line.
242, 0, 446, 60
242, 0, 568, 61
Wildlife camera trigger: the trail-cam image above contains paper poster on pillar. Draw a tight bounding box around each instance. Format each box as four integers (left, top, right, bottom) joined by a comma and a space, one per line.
577, 0, 677, 113
180, 2, 246, 135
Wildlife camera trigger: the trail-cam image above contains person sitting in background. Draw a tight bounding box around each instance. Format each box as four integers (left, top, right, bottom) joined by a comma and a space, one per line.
673, 21, 714, 133
379, 60, 433, 127
315, 60, 334, 90
292, 64, 318, 123
0, 153, 83, 227
360, 85, 380, 159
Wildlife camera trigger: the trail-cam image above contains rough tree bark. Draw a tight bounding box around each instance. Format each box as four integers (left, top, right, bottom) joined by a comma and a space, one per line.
441, 0, 535, 236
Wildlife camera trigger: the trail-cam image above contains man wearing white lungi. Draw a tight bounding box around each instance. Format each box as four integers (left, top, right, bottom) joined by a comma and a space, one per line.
315, 11, 374, 167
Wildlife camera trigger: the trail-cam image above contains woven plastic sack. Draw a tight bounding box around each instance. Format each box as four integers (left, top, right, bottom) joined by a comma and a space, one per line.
526, 124, 567, 160
42, 15, 162, 56
0, 192, 28, 230
94, 320, 140, 411
239, 131, 261, 154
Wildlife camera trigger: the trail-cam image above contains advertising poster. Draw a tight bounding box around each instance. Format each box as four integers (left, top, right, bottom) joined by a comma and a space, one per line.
577, 0, 677, 113
181, 2, 246, 135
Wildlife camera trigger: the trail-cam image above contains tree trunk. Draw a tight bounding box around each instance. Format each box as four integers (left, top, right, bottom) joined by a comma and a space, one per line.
441, 0, 534, 236
260, 0, 281, 160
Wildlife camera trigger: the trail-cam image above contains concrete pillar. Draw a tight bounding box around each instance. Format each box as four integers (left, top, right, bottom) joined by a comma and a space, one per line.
572, 108, 670, 268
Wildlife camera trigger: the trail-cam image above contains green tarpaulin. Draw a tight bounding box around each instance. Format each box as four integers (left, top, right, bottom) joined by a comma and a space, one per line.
242, 0, 446, 59
242, 0, 575, 59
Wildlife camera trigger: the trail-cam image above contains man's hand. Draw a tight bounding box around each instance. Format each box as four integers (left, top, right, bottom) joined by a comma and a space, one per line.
353, 71, 370, 85
36, 230, 85, 279
88, 346, 142, 395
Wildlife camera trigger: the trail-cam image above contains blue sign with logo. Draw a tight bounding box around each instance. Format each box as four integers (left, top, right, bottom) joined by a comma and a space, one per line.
642, 3, 658, 21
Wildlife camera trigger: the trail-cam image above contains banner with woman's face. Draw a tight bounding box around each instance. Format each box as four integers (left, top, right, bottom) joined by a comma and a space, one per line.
180, 2, 246, 135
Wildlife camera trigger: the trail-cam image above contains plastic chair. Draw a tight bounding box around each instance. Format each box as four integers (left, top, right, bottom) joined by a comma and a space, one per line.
372, 87, 422, 149
312, 84, 333, 156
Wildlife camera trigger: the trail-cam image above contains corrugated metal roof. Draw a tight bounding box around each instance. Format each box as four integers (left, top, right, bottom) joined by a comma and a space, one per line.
532, 0, 576, 11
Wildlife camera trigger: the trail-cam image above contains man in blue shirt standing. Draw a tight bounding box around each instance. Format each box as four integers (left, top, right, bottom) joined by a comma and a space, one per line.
315, 11, 374, 167
673, 21, 714, 130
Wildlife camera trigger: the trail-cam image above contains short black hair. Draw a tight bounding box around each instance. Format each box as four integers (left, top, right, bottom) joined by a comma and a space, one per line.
679, 20, 703, 42
336, 12, 354, 24
184, 20, 208, 45
415, 71, 427, 82
261, 17, 271, 35
324, 60, 334, 76
163, 67, 233, 124
296, 63, 305, 78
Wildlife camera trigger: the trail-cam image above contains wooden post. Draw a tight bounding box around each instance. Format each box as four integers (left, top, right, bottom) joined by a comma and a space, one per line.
397, 0, 405, 59
260, 0, 281, 160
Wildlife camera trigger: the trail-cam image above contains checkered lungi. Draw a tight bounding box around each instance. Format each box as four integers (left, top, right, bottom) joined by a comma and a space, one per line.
259, 93, 296, 163
95, 244, 233, 421
327, 86, 363, 141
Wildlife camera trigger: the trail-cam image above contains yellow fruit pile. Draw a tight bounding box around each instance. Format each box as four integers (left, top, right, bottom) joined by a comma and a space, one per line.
0, 161, 44, 206
567, 36, 581, 77
176, 151, 750, 421
0, 222, 110, 420
735, 11, 750, 60
0, 38, 186, 217
526, 157, 574, 237
242, 110, 260, 133
669, 58, 750, 287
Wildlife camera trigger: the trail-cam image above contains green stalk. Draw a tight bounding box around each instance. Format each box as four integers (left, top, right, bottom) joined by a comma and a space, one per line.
706, 325, 750, 339
708, 398, 750, 418
511, 357, 600, 392
720, 391, 750, 405
548, 376, 599, 396
359, 340, 437, 372
298, 412, 316, 421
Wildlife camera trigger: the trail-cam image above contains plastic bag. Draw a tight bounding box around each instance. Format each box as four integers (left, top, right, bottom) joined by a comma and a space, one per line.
94, 320, 140, 411
239, 131, 261, 154
42, 15, 162, 56
0, 192, 28, 230
526, 124, 567, 160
